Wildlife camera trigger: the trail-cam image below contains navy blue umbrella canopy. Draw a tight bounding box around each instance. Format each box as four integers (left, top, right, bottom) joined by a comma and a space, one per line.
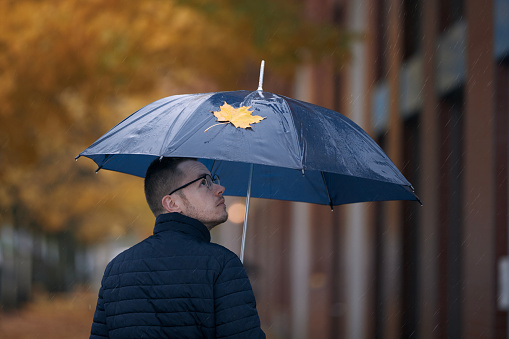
78, 89, 419, 207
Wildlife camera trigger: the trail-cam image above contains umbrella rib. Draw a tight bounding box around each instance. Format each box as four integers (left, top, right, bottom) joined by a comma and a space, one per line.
321, 171, 334, 211
95, 154, 117, 173
279, 96, 305, 169
158, 93, 216, 156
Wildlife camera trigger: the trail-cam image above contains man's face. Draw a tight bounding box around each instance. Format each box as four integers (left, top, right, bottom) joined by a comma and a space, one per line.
174, 160, 228, 229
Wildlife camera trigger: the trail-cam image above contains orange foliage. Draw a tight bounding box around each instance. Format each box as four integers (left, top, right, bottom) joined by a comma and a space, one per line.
0, 0, 350, 243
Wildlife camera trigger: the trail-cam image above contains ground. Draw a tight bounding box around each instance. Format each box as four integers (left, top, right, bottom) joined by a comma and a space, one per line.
0, 287, 96, 339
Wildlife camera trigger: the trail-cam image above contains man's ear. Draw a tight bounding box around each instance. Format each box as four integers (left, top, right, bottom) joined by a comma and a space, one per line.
162, 195, 182, 213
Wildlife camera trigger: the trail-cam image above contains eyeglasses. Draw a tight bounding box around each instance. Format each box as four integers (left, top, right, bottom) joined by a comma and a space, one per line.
168, 174, 220, 196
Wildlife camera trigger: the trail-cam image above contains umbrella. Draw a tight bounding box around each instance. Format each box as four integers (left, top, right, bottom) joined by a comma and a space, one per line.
76, 61, 420, 261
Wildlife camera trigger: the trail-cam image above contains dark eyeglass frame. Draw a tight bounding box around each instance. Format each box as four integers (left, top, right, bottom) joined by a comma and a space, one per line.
168, 174, 220, 196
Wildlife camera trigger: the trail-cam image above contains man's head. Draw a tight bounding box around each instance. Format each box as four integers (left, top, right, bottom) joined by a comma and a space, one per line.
144, 157, 228, 229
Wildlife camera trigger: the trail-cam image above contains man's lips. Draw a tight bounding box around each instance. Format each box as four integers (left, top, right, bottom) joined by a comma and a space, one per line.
217, 198, 226, 207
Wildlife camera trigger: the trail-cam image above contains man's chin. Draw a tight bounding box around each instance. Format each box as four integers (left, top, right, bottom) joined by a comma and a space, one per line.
217, 213, 229, 226
205, 213, 229, 230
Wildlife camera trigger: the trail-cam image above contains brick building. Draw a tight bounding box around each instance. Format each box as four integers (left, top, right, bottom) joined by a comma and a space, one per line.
214, 0, 509, 338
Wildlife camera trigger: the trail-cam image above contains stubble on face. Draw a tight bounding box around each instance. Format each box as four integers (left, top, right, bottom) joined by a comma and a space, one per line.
179, 192, 228, 230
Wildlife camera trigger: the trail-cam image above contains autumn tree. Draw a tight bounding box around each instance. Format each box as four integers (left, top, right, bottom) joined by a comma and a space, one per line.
0, 0, 351, 243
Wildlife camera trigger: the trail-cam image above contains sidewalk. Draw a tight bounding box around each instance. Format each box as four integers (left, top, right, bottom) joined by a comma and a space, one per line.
0, 287, 97, 339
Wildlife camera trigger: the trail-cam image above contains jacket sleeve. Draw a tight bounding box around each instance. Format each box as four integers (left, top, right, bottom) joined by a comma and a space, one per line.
214, 254, 265, 339
90, 265, 111, 339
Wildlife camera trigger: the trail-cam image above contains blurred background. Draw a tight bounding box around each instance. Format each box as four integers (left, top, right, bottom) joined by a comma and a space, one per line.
0, 0, 508, 338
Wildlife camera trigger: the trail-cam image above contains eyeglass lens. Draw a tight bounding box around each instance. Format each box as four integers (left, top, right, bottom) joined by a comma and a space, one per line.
206, 174, 220, 187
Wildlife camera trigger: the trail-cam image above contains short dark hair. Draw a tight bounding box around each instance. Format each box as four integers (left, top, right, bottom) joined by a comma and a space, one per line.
144, 157, 195, 216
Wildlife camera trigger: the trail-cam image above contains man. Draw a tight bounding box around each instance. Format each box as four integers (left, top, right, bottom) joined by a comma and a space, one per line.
90, 157, 265, 338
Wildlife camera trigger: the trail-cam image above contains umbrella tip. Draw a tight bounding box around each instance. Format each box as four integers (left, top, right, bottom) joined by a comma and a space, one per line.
410, 185, 423, 206
257, 60, 265, 91
75, 155, 80, 161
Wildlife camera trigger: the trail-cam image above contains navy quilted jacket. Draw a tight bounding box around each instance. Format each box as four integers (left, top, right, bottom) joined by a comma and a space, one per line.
90, 213, 265, 338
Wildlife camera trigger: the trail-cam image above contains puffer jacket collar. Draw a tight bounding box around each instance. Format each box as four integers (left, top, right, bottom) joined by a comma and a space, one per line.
154, 212, 211, 243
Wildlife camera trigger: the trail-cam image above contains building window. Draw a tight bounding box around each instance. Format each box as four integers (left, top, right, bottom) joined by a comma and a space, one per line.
374, 0, 389, 81
373, 134, 387, 339
439, 0, 464, 32
401, 114, 421, 338
494, 61, 509, 336
402, 0, 422, 60
438, 89, 464, 338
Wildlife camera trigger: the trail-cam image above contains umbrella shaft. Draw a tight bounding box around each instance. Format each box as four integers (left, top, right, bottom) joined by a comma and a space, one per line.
240, 164, 254, 263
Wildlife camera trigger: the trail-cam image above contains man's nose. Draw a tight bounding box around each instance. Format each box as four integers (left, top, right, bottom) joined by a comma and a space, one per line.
215, 183, 225, 195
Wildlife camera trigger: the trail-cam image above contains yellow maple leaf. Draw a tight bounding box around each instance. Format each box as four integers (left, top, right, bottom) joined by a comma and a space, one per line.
206, 102, 265, 132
